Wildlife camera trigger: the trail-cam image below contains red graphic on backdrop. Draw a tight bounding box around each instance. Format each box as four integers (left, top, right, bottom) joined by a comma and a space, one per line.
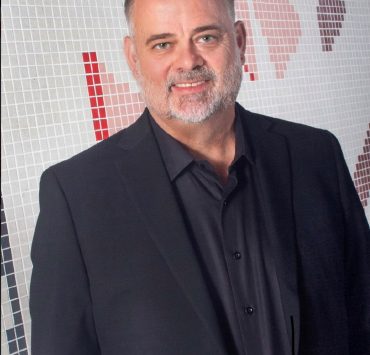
354, 125, 370, 207
97, 62, 144, 136
235, 1, 258, 81
82, 52, 145, 138
317, 0, 346, 52
252, 0, 302, 79
235, 0, 302, 80
82, 52, 109, 141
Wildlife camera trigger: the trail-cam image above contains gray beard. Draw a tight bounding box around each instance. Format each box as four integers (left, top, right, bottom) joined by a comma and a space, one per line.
137, 59, 243, 124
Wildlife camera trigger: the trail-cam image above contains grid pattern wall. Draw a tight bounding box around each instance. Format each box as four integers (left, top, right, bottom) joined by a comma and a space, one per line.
1, 1, 369, 354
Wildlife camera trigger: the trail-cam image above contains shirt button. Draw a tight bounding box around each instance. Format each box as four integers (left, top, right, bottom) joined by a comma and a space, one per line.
233, 251, 242, 260
223, 200, 228, 207
244, 306, 254, 315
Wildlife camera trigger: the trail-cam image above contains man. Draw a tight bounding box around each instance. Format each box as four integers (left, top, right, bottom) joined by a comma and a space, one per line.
30, 0, 369, 354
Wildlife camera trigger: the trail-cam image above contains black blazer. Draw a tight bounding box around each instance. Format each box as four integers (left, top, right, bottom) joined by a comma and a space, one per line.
30, 104, 370, 355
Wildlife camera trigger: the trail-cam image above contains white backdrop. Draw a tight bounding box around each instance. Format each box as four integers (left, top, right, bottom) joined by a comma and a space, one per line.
1, 1, 369, 354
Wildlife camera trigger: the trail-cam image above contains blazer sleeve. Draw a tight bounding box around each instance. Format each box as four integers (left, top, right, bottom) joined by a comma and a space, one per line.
329, 133, 370, 354
30, 168, 100, 355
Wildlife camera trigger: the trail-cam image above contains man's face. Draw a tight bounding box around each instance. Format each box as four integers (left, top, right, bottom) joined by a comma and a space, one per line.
125, 0, 245, 124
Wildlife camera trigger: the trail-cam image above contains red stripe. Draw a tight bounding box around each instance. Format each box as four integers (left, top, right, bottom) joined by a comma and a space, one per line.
82, 52, 109, 141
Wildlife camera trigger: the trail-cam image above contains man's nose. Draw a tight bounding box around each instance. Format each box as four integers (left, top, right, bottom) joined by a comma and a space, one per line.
173, 43, 204, 71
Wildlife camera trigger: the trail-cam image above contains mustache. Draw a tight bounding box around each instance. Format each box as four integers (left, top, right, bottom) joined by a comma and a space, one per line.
167, 67, 216, 89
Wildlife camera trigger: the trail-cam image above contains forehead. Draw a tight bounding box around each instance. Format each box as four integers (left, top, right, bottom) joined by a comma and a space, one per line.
130, 0, 231, 34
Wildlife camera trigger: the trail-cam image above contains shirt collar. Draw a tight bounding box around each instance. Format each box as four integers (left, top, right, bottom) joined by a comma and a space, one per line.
149, 106, 253, 182
150, 116, 193, 181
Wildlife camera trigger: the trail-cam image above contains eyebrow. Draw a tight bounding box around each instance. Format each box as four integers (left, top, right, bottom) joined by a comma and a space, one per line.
191, 24, 225, 36
145, 33, 175, 46
145, 24, 225, 46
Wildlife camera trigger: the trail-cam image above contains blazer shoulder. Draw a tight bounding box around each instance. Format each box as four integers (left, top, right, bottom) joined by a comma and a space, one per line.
237, 104, 335, 146
46, 111, 151, 177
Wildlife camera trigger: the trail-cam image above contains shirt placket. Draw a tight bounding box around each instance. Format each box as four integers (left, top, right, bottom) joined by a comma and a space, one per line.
219, 170, 252, 355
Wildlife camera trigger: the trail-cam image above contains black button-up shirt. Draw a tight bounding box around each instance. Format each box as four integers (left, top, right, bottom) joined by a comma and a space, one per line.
150, 110, 290, 355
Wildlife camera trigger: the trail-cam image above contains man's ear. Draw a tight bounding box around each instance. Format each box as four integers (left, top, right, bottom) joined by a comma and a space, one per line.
124, 36, 139, 78
234, 21, 246, 64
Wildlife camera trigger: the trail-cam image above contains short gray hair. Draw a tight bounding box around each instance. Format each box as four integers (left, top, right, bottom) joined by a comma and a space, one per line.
124, 0, 235, 31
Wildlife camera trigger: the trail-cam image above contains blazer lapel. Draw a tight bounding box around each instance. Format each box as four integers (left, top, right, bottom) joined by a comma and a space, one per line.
241, 108, 301, 355
114, 111, 227, 354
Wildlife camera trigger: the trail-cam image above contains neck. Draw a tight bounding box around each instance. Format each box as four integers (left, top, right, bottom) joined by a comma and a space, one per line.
151, 105, 237, 183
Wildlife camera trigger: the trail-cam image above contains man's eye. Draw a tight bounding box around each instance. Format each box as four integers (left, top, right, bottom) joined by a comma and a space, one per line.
153, 42, 171, 50
199, 35, 217, 43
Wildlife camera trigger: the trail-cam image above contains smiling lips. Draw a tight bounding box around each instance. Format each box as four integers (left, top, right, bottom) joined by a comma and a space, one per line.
170, 80, 210, 94
168, 67, 216, 93
174, 81, 206, 88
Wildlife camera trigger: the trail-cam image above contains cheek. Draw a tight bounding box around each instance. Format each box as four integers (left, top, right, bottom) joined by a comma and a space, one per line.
140, 57, 171, 84
204, 46, 235, 71
207, 58, 228, 77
